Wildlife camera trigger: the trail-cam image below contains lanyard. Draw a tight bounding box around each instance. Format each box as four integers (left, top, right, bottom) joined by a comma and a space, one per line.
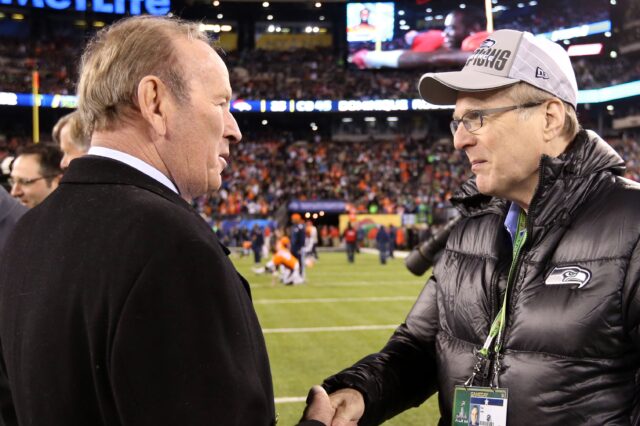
479, 210, 527, 358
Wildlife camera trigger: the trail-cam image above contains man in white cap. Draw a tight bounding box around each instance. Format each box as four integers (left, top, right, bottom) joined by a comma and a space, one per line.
299, 29, 640, 425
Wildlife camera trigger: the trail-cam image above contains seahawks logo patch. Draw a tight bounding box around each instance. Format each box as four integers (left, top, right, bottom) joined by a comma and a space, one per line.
545, 266, 591, 289
479, 38, 496, 48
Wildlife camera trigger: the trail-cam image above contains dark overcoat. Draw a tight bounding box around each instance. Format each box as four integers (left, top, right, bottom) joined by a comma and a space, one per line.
0, 156, 276, 425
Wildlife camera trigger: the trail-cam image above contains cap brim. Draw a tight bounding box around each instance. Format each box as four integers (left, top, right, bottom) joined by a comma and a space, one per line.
418, 70, 520, 105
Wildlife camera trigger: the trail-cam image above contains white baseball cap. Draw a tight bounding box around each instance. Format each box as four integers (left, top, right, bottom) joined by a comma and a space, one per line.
418, 29, 578, 109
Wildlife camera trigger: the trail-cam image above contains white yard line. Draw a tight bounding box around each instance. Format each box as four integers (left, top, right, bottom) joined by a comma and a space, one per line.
250, 281, 421, 288
275, 396, 307, 404
254, 296, 415, 304
263, 324, 398, 334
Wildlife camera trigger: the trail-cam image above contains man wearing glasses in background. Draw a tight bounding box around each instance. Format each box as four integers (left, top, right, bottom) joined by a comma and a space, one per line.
301, 29, 640, 425
9, 144, 62, 209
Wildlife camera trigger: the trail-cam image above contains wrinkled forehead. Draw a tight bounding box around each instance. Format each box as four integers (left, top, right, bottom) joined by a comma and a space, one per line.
175, 38, 231, 88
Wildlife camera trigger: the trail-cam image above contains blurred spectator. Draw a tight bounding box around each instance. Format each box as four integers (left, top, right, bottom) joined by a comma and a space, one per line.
290, 213, 306, 277
343, 222, 357, 263
52, 111, 91, 169
9, 143, 62, 208
375, 224, 389, 264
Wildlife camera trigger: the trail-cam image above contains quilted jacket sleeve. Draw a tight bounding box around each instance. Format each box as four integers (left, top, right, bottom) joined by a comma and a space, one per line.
623, 236, 640, 423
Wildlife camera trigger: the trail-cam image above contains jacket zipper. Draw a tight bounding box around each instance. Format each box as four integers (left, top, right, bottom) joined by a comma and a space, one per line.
490, 161, 547, 379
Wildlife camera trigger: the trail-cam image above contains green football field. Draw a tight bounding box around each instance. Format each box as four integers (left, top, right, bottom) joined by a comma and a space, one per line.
232, 250, 440, 425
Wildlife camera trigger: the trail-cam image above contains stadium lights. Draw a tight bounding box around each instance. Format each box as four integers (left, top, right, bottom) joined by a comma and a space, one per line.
267, 14, 273, 20
200, 23, 222, 32
216, 13, 223, 19
567, 43, 603, 56
262, 1, 269, 7
212, 0, 219, 5
315, 2, 321, 7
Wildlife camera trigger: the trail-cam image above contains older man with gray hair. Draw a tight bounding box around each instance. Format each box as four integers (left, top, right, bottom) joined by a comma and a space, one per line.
302, 29, 640, 425
0, 16, 334, 426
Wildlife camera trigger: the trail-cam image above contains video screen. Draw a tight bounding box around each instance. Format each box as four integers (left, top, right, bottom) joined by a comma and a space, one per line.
347, 0, 611, 70
346, 2, 395, 43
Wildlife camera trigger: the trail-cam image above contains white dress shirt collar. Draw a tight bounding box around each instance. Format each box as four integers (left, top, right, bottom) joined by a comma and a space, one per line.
87, 146, 179, 194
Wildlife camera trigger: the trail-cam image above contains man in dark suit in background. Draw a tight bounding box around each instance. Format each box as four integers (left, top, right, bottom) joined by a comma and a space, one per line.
0, 15, 310, 426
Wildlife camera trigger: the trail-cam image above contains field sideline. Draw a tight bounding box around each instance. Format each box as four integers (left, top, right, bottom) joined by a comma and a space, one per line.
232, 250, 440, 425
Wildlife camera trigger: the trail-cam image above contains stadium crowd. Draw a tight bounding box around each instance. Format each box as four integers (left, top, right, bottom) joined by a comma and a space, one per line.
1, 39, 638, 99
202, 135, 470, 217
3, 130, 640, 221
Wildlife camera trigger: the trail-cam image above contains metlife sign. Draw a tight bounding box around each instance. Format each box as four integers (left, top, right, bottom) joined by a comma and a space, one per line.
0, 0, 170, 15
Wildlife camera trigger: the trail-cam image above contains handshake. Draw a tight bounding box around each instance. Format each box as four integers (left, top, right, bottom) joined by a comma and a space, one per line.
300, 386, 365, 426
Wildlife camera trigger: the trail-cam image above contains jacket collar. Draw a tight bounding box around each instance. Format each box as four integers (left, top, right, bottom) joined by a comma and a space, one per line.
452, 130, 625, 230
61, 155, 191, 211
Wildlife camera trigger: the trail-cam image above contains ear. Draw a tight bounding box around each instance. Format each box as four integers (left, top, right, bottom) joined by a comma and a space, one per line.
542, 98, 565, 142
137, 76, 170, 137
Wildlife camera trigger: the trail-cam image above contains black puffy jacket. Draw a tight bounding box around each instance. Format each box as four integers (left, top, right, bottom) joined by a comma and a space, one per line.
324, 130, 640, 425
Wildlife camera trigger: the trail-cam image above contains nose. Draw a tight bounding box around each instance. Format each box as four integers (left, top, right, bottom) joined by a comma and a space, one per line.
224, 110, 242, 145
10, 181, 22, 197
452, 122, 476, 152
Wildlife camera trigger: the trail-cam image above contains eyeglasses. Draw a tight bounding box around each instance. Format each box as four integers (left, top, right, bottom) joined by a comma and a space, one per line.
450, 101, 546, 136
8, 176, 51, 187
